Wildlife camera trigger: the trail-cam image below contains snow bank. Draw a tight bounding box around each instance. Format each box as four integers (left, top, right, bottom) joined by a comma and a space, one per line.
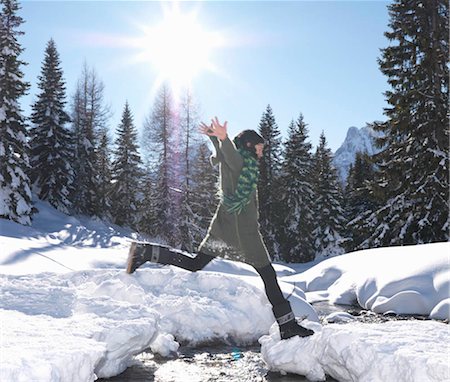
75, 267, 317, 344
260, 242, 450, 380
0, 271, 161, 381
0, 267, 316, 381
281, 242, 450, 320
260, 320, 449, 382
1, 309, 156, 381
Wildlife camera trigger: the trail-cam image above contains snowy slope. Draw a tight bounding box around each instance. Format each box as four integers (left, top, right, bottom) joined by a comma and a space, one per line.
0, 199, 142, 274
332, 125, 382, 185
1, 202, 449, 381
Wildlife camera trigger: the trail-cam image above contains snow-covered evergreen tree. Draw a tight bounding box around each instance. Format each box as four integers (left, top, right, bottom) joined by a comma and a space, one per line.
312, 132, 346, 258
363, 0, 449, 246
138, 168, 158, 236
29, 39, 73, 214
110, 102, 143, 227
344, 151, 378, 251
95, 126, 112, 219
178, 89, 201, 250
70, 64, 109, 216
141, 84, 177, 243
190, 142, 219, 249
278, 116, 316, 263
257, 105, 283, 260
0, 0, 33, 225
70, 83, 97, 216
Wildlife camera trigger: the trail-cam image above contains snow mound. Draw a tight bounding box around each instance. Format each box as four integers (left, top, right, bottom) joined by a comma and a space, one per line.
0, 270, 161, 380
324, 311, 355, 323
281, 242, 450, 319
1, 309, 158, 381
260, 320, 449, 382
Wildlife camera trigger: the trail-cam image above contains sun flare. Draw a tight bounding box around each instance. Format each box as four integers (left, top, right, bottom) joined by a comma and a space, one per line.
133, 4, 224, 96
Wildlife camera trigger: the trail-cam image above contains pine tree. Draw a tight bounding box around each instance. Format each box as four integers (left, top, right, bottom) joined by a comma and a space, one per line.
29, 39, 73, 214
138, 168, 158, 236
71, 82, 97, 216
110, 102, 144, 227
178, 89, 201, 250
190, 142, 219, 249
70, 64, 109, 216
278, 116, 316, 263
312, 132, 346, 258
141, 84, 176, 243
0, 0, 33, 225
363, 0, 449, 246
95, 126, 112, 219
257, 105, 283, 260
344, 152, 378, 251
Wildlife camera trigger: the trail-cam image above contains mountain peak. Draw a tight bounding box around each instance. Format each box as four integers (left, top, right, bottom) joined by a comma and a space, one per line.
346, 126, 360, 137
333, 126, 381, 186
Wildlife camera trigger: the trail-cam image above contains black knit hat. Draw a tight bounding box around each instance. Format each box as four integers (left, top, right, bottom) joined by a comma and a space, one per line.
233, 130, 264, 157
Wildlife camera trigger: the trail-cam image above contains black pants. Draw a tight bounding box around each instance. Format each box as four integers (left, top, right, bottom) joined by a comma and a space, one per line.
151, 248, 286, 307
152, 248, 216, 272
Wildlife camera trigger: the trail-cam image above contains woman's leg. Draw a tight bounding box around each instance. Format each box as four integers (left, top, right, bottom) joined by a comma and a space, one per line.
127, 243, 215, 273
254, 263, 314, 339
254, 263, 286, 307
154, 247, 216, 272
145, 245, 216, 272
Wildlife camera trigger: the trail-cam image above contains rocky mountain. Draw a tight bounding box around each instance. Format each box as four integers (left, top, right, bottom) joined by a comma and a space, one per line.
332, 125, 382, 186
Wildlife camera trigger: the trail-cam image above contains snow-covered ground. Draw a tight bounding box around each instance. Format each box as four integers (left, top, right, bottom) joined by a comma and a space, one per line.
1, 201, 449, 381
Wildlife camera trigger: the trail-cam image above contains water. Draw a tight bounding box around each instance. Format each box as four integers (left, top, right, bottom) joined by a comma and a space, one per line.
99, 302, 429, 382
101, 344, 338, 382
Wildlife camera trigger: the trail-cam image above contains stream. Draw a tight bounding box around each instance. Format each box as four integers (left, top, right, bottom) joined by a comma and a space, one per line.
100, 302, 430, 382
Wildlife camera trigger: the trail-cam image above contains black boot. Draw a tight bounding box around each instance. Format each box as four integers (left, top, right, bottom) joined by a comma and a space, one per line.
272, 301, 314, 340
126, 242, 167, 274
126, 242, 148, 274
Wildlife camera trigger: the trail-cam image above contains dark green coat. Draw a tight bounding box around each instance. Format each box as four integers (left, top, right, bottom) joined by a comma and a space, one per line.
198, 136, 271, 268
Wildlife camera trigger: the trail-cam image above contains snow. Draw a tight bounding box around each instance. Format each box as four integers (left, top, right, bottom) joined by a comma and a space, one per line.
0, 200, 449, 381
324, 311, 355, 323
1, 308, 156, 381
0, 106, 6, 122
280, 243, 450, 320
1, 46, 15, 56
15, 195, 32, 216
0, 186, 11, 215
260, 320, 449, 382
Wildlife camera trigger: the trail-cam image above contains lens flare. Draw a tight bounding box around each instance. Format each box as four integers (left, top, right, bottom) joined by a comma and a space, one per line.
133, 3, 225, 96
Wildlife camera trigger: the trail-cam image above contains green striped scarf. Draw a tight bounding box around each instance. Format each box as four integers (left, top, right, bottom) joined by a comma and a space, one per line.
222, 148, 259, 214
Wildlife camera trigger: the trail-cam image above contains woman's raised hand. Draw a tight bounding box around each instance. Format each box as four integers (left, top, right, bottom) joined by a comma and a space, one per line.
199, 117, 228, 141
199, 122, 213, 136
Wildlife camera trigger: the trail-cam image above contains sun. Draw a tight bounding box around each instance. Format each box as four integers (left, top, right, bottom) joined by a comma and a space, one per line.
133, 4, 224, 96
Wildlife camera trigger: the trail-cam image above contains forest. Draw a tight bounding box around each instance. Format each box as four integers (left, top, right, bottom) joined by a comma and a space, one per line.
0, 0, 448, 262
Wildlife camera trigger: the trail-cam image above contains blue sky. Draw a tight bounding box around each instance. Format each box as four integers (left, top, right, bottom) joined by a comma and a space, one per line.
19, 1, 391, 152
